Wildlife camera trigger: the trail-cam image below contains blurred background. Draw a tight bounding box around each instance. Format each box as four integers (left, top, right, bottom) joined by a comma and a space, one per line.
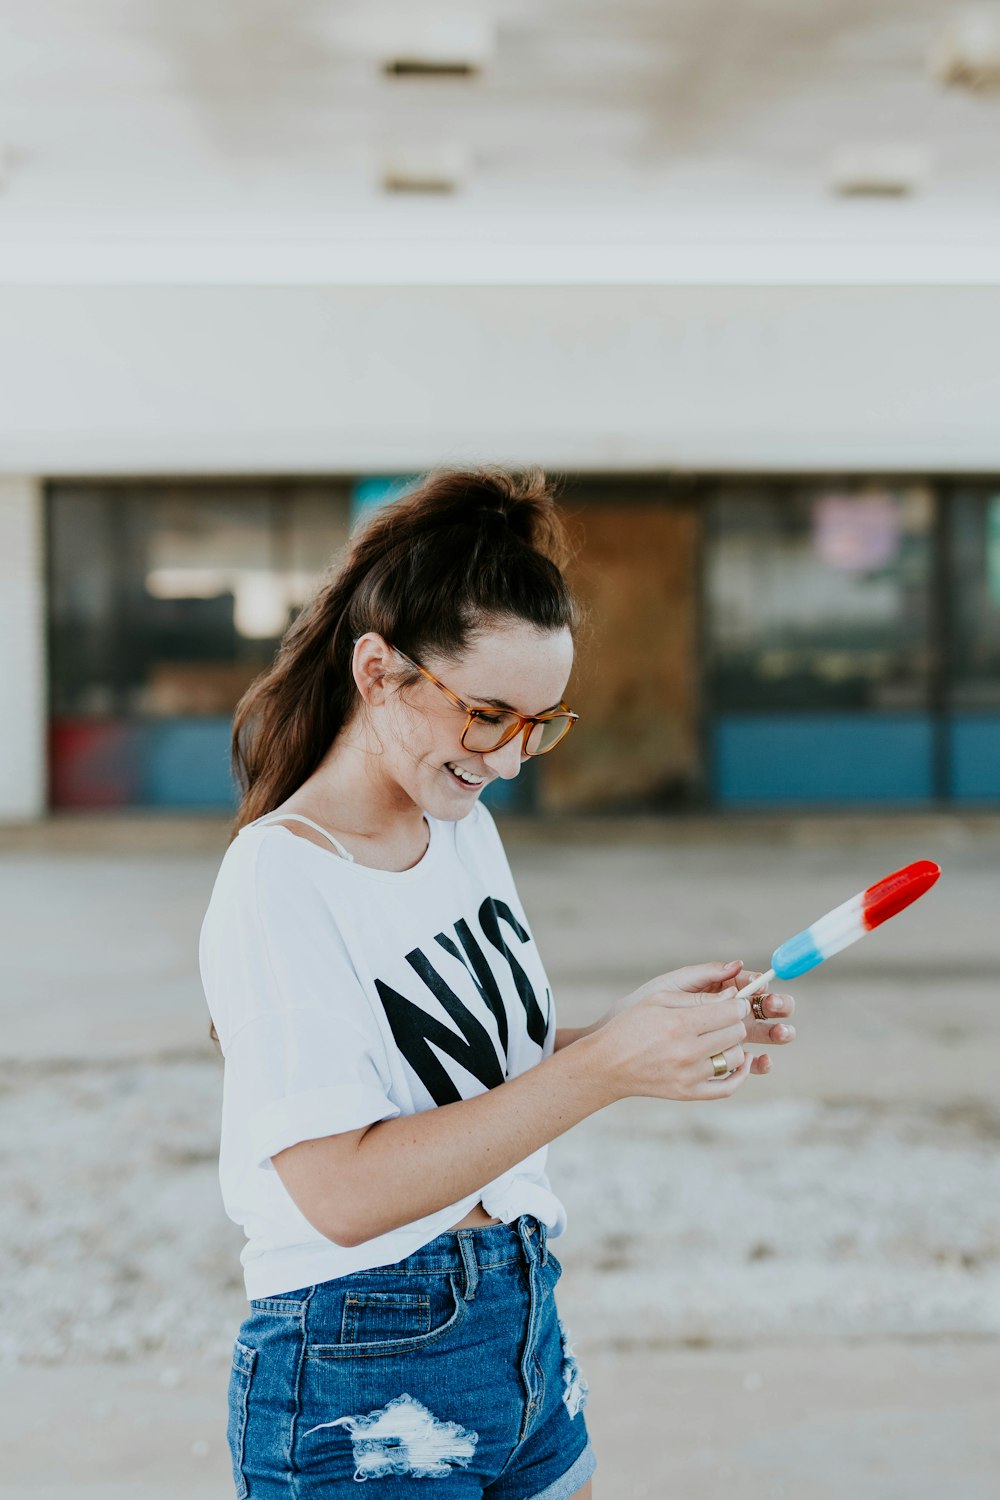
1, 4, 999, 1498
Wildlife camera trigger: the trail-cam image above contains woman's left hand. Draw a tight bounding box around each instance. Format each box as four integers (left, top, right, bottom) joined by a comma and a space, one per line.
603, 958, 796, 1075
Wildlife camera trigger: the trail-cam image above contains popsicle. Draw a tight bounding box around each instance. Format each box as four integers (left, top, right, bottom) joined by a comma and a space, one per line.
735, 859, 941, 1003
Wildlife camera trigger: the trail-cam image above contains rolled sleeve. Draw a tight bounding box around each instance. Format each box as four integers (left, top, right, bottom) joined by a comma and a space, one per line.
248, 1084, 400, 1171
224, 1007, 400, 1172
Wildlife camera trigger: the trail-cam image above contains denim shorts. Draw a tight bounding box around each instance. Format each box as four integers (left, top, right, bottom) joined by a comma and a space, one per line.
227, 1214, 595, 1498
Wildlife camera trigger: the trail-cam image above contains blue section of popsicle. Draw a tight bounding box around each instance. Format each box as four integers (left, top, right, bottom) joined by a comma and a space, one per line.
771, 931, 825, 979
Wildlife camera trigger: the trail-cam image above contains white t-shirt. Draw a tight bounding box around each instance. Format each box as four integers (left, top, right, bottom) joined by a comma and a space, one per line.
199, 800, 567, 1300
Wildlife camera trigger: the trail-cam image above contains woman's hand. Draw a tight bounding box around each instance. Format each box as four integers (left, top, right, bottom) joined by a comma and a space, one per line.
594, 984, 754, 1102
602, 958, 797, 1078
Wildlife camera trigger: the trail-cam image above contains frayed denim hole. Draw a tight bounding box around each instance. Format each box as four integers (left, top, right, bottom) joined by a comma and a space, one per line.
302, 1393, 479, 1480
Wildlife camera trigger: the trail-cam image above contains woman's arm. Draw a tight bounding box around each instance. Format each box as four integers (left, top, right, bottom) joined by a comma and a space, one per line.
273, 987, 752, 1247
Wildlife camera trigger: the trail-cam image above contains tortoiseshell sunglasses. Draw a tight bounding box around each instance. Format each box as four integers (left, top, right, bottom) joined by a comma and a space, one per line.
390, 645, 578, 755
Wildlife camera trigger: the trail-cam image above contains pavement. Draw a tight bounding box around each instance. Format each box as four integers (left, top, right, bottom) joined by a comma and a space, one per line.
1, 810, 997, 1499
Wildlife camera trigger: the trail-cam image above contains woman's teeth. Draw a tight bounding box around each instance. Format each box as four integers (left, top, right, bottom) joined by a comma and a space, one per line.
446, 763, 486, 787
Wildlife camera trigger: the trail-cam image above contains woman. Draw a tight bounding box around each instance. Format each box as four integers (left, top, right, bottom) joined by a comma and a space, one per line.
200, 467, 796, 1499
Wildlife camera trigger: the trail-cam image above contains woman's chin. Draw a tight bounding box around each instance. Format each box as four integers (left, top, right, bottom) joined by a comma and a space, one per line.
426, 764, 487, 816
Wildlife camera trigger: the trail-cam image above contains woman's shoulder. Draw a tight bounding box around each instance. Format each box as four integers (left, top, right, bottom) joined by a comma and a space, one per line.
218, 816, 300, 866
208, 819, 332, 913
202, 821, 362, 978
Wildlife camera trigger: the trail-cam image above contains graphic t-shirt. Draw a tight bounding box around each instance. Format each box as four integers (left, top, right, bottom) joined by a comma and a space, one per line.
199, 801, 566, 1300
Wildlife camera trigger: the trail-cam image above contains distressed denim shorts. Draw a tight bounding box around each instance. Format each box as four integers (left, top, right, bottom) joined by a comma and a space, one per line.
227, 1214, 594, 1498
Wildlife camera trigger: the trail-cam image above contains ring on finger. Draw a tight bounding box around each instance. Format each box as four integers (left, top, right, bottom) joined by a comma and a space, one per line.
709, 1051, 730, 1079
750, 994, 768, 1022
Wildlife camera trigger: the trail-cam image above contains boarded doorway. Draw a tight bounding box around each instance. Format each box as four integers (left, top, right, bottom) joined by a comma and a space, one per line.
541, 478, 702, 813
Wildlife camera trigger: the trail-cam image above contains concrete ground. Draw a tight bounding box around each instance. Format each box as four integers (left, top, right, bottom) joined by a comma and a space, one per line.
1, 811, 998, 1499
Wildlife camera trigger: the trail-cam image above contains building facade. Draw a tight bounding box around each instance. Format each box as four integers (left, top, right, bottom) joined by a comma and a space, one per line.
5, 282, 1000, 822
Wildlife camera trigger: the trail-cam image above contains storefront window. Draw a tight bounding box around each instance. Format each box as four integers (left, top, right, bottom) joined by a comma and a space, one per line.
706, 480, 934, 711
48, 481, 350, 806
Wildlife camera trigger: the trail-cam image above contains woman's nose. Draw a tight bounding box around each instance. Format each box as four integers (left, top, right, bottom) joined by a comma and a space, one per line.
481, 733, 526, 780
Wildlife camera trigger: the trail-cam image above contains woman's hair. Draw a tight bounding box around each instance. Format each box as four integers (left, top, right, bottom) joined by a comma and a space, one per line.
207, 466, 578, 1052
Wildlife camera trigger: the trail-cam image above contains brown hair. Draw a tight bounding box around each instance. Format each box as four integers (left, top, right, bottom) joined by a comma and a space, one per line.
207, 465, 578, 1051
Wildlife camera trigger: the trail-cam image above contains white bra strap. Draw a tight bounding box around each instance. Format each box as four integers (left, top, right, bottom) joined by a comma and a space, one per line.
254, 812, 355, 863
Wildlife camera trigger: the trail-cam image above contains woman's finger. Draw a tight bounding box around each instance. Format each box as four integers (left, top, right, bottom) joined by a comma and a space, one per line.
747, 1016, 796, 1045
696, 1042, 773, 1096
700, 1019, 749, 1055
748, 990, 796, 1021
691, 992, 749, 1036
699, 1047, 753, 1093
735, 969, 764, 992
704, 1043, 746, 1079
668, 960, 744, 994
745, 987, 796, 1045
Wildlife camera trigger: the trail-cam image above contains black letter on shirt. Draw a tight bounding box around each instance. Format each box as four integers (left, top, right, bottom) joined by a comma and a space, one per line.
477, 898, 548, 1048
375, 950, 506, 1107
435, 918, 509, 1059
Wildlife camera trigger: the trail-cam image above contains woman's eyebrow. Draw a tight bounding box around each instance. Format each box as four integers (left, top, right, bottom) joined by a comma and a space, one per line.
471, 693, 563, 714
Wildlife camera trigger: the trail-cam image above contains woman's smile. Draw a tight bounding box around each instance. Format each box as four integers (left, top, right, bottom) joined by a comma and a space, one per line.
444, 761, 489, 790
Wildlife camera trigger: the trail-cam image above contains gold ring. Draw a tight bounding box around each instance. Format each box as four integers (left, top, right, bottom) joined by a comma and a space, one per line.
750, 994, 767, 1021
710, 1052, 729, 1079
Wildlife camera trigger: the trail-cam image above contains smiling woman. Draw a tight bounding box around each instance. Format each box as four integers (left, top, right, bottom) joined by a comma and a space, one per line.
228, 466, 579, 842
199, 465, 780, 1500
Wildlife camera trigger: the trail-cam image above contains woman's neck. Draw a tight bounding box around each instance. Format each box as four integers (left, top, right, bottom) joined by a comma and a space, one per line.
279, 731, 429, 868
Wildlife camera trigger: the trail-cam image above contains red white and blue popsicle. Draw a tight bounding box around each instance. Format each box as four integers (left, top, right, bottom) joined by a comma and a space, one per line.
735, 859, 941, 1003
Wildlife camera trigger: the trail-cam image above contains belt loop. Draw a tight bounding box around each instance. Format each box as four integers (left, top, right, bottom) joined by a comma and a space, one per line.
456, 1232, 479, 1301
517, 1213, 542, 1267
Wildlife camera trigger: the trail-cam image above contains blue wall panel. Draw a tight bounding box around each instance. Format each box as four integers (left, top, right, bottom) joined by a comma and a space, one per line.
713, 714, 935, 805
948, 716, 1000, 800
142, 718, 239, 808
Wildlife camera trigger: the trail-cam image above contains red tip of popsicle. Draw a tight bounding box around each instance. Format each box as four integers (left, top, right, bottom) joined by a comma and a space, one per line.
861, 859, 941, 931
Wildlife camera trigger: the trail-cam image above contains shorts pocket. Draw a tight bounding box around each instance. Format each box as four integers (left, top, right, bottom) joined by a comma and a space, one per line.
307, 1273, 468, 1360
227, 1339, 257, 1499
342, 1290, 431, 1345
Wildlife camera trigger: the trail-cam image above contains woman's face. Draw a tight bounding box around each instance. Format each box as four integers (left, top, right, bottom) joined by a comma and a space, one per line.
367, 619, 575, 820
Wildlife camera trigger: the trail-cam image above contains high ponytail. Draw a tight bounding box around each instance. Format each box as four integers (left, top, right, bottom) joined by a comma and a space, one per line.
228, 466, 577, 844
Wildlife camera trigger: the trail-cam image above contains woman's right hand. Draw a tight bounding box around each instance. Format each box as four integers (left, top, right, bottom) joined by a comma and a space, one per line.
595, 985, 752, 1102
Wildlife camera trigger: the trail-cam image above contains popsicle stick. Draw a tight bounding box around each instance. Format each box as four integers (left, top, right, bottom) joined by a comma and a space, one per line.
734, 968, 775, 1004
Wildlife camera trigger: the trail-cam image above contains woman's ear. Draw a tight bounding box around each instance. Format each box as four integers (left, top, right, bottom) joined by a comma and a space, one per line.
351, 633, 393, 707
